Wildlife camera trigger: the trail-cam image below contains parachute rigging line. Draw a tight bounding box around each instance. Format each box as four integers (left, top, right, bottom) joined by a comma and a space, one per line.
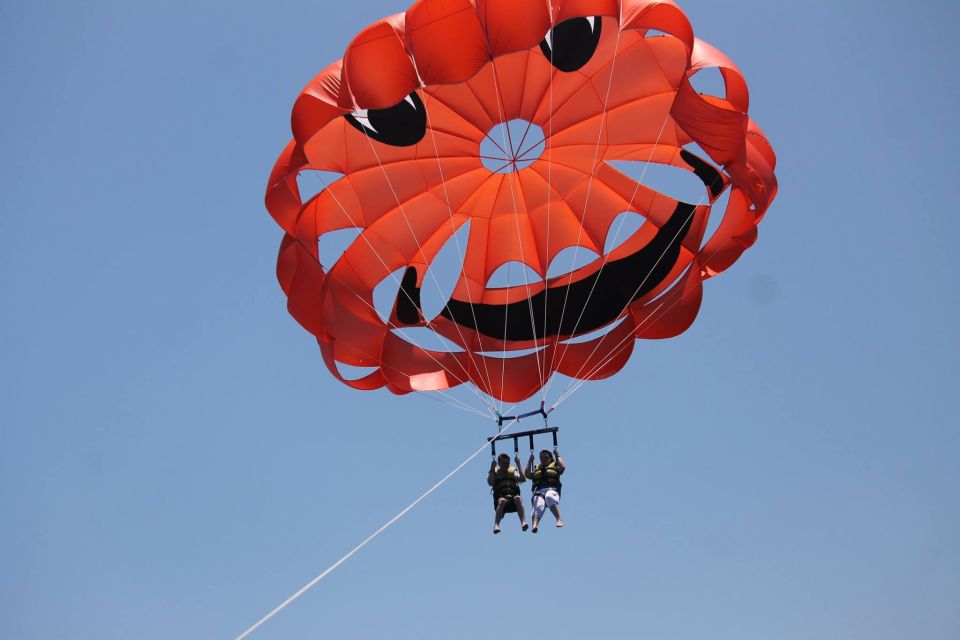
485, 55, 545, 414
357, 123, 500, 407
544, 17, 625, 400
422, 109, 500, 402
234, 420, 519, 640
356, 131, 501, 413
546, 112, 673, 399
543, 0, 557, 406
552, 190, 711, 409
328, 268, 495, 419
302, 167, 498, 417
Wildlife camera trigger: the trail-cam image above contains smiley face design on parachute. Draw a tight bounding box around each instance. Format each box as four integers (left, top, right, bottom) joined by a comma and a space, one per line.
266, 0, 778, 402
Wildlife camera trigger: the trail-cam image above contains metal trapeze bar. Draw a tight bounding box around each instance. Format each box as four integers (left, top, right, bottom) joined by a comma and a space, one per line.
495, 400, 552, 427
488, 426, 559, 444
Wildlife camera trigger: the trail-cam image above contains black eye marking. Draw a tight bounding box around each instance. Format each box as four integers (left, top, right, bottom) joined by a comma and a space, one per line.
540, 16, 602, 72
345, 92, 426, 147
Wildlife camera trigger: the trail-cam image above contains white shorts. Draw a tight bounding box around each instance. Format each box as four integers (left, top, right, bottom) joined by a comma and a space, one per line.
531, 488, 560, 519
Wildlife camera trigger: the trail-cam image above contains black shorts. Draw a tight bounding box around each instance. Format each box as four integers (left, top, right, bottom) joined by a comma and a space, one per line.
493, 493, 519, 512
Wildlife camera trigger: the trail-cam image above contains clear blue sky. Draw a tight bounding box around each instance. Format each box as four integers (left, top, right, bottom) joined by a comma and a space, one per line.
2, 1, 958, 639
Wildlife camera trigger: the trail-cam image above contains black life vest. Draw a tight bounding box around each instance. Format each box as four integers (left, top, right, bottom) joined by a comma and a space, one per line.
531, 462, 562, 493
492, 466, 520, 496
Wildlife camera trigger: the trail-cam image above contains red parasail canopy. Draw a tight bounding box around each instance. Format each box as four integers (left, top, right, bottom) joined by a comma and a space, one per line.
266, 0, 778, 403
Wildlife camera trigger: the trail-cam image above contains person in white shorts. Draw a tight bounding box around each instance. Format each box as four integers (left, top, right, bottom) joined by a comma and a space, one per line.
525, 449, 565, 533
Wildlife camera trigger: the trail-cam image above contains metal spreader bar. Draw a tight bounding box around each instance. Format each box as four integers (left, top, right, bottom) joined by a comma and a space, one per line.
495, 401, 551, 428
488, 426, 559, 458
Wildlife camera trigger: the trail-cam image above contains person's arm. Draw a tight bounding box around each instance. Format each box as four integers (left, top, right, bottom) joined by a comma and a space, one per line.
515, 455, 526, 482
555, 450, 565, 473
487, 459, 497, 486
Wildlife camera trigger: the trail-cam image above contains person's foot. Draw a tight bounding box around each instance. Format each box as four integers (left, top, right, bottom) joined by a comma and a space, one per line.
521, 522, 529, 531
531, 525, 538, 534
493, 525, 501, 534
556, 520, 564, 528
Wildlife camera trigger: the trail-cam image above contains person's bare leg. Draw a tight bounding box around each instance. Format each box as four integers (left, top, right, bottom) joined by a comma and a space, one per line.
549, 504, 564, 527
494, 498, 507, 533
531, 496, 541, 533
514, 496, 528, 531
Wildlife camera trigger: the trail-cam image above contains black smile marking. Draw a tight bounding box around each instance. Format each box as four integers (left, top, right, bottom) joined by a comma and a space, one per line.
394, 202, 695, 341
395, 266, 422, 325
680, 149, 724, 199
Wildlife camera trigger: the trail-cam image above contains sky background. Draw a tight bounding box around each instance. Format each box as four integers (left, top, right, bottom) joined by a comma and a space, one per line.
2, 1, 958, 639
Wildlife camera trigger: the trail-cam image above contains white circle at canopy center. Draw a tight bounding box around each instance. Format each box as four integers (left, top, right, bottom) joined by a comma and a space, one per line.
480, 119, 545, 173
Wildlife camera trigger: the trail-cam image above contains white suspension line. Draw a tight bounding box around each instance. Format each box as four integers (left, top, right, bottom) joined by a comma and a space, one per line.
357, 133, 503, 414
306, 268, 493, 419
547, 114, 673, 392
551, 192, 710, 407
486, 53, 549, 408
556, 195, 706, 393
336, 292, 494, 419
332, 255, 495, 419
234, 420, 519, 640
555, 142, 758, 408
473, 0, 549, 408
302, 169, 496, 416
328, 232, 494, 418
551, 295, 669, 409
544, 21, 624, 401
543, 0, 557, 403
418, 389, 498, 420
422, 103, 500, 404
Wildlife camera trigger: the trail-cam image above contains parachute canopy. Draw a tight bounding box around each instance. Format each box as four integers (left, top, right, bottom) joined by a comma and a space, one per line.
266, 0, 778, 403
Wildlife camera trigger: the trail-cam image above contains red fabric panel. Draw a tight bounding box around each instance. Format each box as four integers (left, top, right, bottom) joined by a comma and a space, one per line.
265, 141, 307, 235
475, 0, 550, 56
621, 0, 694, 53
552, 0, 620, 22
406, 0, 490, 85
277, 234, 325, 338
342, 15, 419, 110
381, 331, 470, 392
671, 79, 748, 165
291, 61, 349, 147
631, 260, 702, 339
691, 38, 749, 112
319, 339, 388, 390
554, 317, 635, 380
471, 350, 549, 403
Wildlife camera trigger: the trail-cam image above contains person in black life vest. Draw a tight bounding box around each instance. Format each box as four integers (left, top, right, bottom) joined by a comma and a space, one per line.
488, 453, 528, 534
525, 449, 565, 533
